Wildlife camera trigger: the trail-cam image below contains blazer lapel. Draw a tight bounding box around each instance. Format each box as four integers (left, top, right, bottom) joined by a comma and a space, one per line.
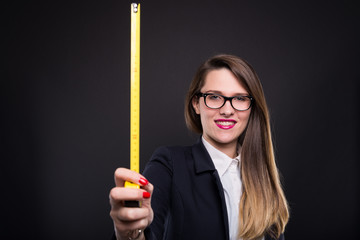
192, 138, 230, 240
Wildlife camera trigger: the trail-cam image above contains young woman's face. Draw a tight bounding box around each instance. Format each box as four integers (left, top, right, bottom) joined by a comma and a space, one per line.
192, 68, 251, 156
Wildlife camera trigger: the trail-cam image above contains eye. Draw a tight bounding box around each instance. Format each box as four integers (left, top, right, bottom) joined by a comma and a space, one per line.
208, 94, 222, 101
234, 96, 247, 101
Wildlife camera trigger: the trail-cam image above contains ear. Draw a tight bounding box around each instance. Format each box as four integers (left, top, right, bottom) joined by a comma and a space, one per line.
192, 96, 200, 114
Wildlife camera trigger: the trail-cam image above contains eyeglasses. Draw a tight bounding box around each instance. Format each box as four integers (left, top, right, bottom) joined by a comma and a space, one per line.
196, 93, 253, 111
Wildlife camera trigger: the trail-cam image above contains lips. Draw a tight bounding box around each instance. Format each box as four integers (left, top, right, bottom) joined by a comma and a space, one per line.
215, 119, 236, 129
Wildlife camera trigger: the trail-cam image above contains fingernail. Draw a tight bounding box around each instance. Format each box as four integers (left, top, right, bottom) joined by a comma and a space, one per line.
143, 192, 151, 198
139, 177, 149, 186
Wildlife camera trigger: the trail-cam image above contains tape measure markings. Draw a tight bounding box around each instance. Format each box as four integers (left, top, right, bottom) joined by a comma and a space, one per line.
125, 3, 141, 191
130, 3, 140, 174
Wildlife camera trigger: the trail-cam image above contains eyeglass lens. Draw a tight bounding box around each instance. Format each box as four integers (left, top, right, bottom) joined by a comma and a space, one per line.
204, 94, 251, 111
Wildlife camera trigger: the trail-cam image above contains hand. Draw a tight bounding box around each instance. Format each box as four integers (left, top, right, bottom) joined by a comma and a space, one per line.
109, 168, 154, 240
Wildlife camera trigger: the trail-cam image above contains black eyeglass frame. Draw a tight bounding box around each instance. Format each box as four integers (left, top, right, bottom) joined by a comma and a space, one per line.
196, 92, 254, 111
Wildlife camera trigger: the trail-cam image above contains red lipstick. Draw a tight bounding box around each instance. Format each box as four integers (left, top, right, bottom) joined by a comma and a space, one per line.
215, 119, 236, 130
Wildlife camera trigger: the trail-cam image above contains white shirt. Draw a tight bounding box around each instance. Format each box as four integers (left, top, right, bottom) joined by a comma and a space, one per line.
202, 137, 241, 240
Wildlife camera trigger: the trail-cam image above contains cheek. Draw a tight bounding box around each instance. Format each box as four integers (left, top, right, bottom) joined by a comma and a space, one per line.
199, 106, 215, 125
238, 111, 251, 125
192, 98, 201, 115
199, 109, 210, 124
245, 112, 251, 123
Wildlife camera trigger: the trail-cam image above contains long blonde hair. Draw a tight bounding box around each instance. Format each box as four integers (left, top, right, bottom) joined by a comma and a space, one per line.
184, 54, 289, 239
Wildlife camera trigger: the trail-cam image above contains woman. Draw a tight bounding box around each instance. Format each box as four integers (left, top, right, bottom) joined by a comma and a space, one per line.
109, 54, 289, 240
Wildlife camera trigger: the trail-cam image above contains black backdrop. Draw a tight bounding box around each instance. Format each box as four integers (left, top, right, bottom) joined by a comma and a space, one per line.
3, 0, 359, 239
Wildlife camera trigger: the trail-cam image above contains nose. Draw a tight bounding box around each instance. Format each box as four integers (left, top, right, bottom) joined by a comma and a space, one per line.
219, 99, 234, 116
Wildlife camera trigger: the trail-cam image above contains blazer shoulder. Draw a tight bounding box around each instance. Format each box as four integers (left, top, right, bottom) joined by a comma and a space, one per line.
150, 145, 192, 162
146, 145, 191, 172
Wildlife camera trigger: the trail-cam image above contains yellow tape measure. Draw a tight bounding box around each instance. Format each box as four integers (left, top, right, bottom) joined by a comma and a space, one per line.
125, 3, 141, 194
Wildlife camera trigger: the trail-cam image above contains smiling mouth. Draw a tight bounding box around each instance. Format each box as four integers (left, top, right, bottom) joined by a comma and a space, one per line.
215, 120, 236, 129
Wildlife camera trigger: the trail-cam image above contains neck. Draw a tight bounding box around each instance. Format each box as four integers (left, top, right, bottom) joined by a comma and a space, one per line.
219, 144, 238, 158
204, 137, 238, 158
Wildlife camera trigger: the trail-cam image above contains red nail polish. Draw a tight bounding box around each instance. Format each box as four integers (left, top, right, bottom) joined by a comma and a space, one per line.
139, 177, 149, 186
143, 192, 151, 198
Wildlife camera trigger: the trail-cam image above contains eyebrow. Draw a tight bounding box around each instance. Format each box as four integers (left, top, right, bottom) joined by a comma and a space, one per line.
203, 90, 250, 96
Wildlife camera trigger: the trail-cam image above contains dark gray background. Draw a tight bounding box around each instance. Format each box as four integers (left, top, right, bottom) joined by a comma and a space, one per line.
3, 0, 359, 239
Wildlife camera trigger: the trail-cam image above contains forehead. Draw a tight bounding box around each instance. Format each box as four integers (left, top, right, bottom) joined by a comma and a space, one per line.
201, 68, 248, 94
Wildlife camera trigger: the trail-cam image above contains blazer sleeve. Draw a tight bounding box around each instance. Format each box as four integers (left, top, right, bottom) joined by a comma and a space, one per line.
142, 146, 174, 240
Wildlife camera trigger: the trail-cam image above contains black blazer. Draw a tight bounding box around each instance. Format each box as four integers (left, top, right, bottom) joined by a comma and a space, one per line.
140, 139, 284, 240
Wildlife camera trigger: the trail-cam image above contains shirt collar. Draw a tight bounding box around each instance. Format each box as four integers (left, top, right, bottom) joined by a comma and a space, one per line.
201, 137, 241, 177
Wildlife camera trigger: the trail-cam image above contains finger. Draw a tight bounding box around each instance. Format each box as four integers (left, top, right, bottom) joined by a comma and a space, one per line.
114, 217, 150, 234
115, 206, 151, 222
139, 182, 153, 208
111, 206, 152, 233
109, 187, 150, 204
141, 181, 153, 194
114, 168, 149, 187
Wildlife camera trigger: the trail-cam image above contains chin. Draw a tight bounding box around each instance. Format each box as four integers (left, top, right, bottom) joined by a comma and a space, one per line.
214, 136, 238, 145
